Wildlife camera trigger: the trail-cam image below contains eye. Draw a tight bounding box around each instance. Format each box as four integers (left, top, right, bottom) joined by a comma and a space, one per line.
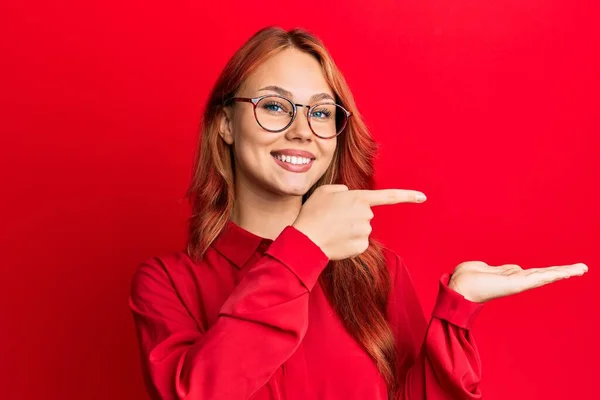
260, 100, 291, 115
311, 106, 333, 120
264, 102, 282, 112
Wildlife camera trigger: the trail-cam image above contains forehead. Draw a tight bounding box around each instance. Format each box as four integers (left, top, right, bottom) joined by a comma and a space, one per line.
240, 48, 334, 100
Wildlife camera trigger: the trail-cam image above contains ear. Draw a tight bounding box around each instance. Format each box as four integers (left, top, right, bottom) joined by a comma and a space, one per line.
218, 106, 234, 145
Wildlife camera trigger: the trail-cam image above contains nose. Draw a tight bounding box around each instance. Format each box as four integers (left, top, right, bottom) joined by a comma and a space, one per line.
285, 105, 313, 141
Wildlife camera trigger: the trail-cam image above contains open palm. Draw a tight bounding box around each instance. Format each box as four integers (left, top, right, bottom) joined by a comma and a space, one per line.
448, 261, 588, 303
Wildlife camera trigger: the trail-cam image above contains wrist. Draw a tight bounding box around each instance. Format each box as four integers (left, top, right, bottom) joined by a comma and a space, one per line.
448, 276, 479, 303
291, 223, 326, 257
291, 222, 315, 244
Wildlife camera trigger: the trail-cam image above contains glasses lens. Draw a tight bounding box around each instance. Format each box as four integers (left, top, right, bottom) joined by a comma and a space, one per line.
255, 96, 294, 131
309, 104, 348, 138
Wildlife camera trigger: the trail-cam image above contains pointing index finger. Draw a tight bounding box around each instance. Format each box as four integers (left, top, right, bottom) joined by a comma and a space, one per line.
356, 189, 427, 206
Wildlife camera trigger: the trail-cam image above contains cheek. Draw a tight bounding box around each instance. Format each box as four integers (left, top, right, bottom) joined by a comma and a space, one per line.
320, 139, 338, 165
232, 125, 275, 170
234, 137, 266, 169
233, 111, 269, 150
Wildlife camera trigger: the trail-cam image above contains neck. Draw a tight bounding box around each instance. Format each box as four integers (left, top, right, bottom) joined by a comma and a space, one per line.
230, 179, 303, 240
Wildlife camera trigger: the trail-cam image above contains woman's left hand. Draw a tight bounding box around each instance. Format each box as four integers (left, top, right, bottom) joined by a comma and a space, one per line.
448, 261, 588, 303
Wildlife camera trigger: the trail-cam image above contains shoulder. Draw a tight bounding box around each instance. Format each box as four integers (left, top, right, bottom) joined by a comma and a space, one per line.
378, 244, 421, 298
379, 245, 402, 265
132, 250, 195, 278
130, 250, 196, 300
379, 244, 410, 283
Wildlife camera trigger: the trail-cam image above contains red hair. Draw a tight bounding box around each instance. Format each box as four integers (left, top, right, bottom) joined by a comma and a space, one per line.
186, 27, 399, 398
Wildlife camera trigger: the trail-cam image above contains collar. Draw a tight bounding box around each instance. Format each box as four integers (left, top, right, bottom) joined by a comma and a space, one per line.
212, 219, 273, 269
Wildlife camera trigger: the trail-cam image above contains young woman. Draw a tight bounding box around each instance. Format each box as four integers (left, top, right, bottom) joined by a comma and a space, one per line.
129, 27, 588, 400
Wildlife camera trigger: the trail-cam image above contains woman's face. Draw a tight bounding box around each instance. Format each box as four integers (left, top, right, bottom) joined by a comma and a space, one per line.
219, 48, 338, 198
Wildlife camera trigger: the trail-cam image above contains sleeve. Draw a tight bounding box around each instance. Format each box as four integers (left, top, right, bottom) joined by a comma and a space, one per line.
387, 253, 484, 400
129, 226, 329, 400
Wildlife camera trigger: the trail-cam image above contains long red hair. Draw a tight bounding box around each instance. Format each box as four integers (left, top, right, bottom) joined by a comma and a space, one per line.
186, 27, 399, 398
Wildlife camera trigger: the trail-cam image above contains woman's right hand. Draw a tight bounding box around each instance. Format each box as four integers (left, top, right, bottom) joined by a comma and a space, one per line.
292, 184, 427, 260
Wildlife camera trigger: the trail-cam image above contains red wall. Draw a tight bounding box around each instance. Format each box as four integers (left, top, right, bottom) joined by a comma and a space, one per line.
2, 1, 599, 399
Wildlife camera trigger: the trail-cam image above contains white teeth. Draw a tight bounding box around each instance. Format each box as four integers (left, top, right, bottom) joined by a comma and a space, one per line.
274, 154, 312, 165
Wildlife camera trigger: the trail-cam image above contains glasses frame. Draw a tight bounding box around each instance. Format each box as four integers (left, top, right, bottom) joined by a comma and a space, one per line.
224, 94, 352, 139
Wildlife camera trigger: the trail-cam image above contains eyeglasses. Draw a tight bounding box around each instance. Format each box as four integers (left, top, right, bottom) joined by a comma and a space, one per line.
224, 94, 352, 139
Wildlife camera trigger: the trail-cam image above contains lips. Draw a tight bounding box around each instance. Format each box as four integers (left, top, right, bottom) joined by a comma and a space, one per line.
270, 149, 316, 159
271, 152, 315, 173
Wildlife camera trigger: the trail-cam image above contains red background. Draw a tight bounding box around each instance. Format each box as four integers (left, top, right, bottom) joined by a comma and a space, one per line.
2, 1, 599, 399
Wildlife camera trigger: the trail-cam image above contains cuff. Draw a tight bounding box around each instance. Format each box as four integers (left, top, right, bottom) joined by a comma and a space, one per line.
265, 225, 330, 291
431, 273, 484, 330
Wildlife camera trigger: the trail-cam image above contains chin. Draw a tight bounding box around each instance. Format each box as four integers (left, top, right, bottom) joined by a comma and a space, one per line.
280, 186, 310, 197
272, 180, 313, 197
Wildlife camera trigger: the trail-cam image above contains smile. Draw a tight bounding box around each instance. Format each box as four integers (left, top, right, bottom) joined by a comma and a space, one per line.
273, 153, 312, 165
271, 153, 314, 173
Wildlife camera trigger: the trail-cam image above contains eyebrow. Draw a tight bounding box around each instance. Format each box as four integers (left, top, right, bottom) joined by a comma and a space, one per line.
257, 85, 335, 103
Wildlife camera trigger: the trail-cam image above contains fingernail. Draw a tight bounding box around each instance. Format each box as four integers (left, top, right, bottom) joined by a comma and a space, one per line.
416, 193, 427, 203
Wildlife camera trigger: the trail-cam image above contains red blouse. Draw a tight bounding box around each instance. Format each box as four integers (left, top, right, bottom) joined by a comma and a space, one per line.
129, 221, 484, 399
